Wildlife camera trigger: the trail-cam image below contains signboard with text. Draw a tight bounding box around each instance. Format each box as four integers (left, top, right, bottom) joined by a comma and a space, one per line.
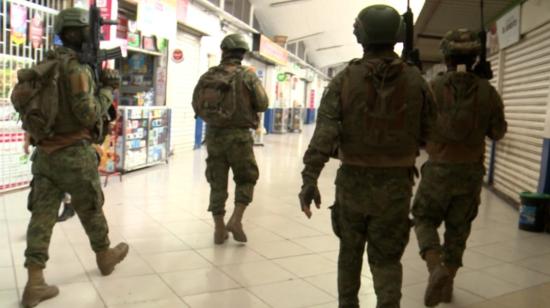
496, 5, 521, 50
252, 34, 289, 66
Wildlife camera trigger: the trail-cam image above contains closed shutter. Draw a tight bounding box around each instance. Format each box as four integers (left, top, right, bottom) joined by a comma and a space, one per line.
484, 53, 500, 177
166, 31, 201, 154
493, 22, 550, 199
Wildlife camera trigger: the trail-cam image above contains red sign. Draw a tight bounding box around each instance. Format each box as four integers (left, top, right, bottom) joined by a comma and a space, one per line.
309, 89, 315, 108
117, 15, 129, 39
97, 0, 114, 41
172, 48, 184, 63
177, 0, 190, 23
29, 14, 44, 48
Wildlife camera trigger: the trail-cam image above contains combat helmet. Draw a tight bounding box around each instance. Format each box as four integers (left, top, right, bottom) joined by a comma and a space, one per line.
354, 5, 403, 45
440, 29, 481, 56
220, 34, 250, 52
54, 8, 89, 35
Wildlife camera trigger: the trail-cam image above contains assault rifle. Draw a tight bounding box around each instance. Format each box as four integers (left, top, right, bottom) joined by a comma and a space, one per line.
78, 2, 122, 86
402, 0, 422, 71
473, 0, 493, 79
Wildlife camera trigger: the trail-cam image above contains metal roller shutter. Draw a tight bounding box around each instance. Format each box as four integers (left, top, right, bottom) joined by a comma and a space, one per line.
484, 53, 500, 175
493, 22, 550, 199
166, 31, 201, 154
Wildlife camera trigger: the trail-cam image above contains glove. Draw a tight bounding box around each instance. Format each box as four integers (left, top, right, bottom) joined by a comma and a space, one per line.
299, 184, 321, 219
100, 69, 121, 89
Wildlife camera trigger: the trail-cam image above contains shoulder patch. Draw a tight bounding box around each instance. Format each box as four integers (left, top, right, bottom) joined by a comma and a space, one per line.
69, 71, 90, 95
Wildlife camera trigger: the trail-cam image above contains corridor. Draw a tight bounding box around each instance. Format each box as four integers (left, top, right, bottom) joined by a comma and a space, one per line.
1, 127, 550, 308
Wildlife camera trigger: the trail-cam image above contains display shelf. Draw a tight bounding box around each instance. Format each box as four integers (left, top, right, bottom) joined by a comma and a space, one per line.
117, 106, 171, 173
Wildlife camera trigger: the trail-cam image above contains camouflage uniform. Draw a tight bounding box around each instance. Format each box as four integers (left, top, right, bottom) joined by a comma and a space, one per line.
195, 59, 268, 215
412, 67, 507, 268
301, 50, 434, 308
25, 47, 114, 268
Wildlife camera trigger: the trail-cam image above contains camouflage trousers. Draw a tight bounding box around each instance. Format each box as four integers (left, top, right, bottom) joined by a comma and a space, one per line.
331, 165, 414, 308
205, 128, 259, 216
412, 161, 484, 267
25, 143, 110, 268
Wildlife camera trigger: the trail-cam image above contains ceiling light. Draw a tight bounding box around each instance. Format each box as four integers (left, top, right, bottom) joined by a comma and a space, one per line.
287, 32, 325, 43
270, 0, 311, 8
316, 45, 344, 52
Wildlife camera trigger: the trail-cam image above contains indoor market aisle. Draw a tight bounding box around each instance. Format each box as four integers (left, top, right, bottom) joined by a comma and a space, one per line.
1, 126, 550, 308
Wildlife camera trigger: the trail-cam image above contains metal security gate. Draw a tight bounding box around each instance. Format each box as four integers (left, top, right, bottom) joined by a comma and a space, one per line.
492, 22, 550, 200
0, 0, 65, 192
484, 53, 500, 179
166, 30, 200, 154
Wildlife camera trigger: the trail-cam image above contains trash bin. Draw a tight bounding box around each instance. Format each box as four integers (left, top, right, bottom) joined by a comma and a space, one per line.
518, 192, 550, 232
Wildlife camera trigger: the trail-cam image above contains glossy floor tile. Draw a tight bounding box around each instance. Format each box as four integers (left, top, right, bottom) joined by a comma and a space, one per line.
1, 125, 550, 307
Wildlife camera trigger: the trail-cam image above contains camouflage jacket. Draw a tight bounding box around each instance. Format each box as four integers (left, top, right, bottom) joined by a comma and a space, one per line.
193, 59, 269, 129
301, 51, 435, 185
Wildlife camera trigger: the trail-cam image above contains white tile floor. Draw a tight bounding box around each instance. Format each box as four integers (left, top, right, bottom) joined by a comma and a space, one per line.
1, 125, 550, 307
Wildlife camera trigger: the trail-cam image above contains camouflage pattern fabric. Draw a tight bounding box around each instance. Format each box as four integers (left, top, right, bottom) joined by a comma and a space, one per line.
333, 165, 413, 308
412, 162, 484, 267
205, 128, 259, 216
25, 144, 110, 268
301, 50, 434, 308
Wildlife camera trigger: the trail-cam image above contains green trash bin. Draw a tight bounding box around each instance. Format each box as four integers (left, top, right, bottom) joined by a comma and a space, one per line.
519, 192, 550, 232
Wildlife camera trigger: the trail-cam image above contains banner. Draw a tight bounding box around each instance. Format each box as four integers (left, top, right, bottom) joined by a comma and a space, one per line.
29, 14, 44, 48
496, 5, 521, 50
10, 3, 27, 45
137, 0, 177, 40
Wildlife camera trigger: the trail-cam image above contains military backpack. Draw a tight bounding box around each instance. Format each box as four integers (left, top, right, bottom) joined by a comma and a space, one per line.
193, 65, 245, 127
430, 72, 488, 145
10, 51, 72, 144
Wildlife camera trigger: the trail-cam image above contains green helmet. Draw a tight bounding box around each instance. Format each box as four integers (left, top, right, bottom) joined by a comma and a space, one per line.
354, 5, 403, 45
54, 8, 89, 35
440, 29, 481, 56
220, 34, 250, 52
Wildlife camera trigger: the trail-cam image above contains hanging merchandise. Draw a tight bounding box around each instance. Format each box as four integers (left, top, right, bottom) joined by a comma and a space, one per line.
10, 3, 27, 45
29, 14, 45, 49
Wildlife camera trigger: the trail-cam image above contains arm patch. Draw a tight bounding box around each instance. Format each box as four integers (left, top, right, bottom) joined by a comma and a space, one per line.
69, 72, 90, 95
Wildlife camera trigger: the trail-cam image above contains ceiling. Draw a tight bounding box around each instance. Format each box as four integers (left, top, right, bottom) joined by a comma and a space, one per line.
250, 0, 515, 69
415, 0, 514, 64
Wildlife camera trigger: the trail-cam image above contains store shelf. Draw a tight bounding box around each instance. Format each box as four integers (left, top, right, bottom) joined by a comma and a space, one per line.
127, 46, 163, 57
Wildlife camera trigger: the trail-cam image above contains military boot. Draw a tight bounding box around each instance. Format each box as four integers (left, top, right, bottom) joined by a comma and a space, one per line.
441, 265, 459, 303
213, 214, 229, 244
226, 204, 247, 242
21, 266, 59, 308
96, 242, 129, 276
424, 249, 450, 307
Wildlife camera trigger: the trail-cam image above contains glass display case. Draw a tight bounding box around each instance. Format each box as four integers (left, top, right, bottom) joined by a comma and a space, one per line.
116, 106, 171, 172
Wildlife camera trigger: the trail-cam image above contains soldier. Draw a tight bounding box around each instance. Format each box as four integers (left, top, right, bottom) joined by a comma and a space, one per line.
192, 34, 269, 244
298, 5, 434, 308
20, 8, 129, 307
412, 29, 507, 307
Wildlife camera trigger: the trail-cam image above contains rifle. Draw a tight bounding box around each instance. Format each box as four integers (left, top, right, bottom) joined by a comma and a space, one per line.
78, 2, 122, 87
402, 0, 422, 71
473, 0, 493, 79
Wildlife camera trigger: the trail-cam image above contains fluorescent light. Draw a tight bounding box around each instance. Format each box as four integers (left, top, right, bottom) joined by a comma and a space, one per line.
270, 0, 312, 8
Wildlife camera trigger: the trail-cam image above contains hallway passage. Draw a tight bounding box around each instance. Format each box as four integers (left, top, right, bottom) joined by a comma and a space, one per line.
1, 126, 550, 308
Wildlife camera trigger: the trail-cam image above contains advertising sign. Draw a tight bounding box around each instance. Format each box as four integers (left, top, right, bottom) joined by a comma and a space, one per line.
29, 14, 44, 48
253, 34, 289, 66
137, 0, 177, 40
10, 3, 27, 45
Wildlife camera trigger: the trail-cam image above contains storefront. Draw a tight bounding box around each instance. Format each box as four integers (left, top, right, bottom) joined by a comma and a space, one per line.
0, 0, 67, 193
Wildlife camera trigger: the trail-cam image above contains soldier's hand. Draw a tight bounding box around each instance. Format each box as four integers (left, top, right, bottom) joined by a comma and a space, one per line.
100, 69, 121, 89
23, 133, 31, 155
299, 184, 321, 219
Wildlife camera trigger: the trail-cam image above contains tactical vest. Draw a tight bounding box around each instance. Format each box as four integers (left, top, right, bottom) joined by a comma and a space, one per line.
338, 58, 422, 165
430, 72, 492, 146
